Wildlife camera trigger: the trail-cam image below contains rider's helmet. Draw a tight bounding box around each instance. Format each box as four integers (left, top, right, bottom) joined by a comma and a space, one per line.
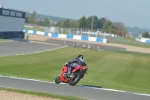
77, 55, 83, 59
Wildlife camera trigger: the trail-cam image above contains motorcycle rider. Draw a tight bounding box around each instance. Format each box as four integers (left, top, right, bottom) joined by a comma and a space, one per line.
65, 55, 87, 77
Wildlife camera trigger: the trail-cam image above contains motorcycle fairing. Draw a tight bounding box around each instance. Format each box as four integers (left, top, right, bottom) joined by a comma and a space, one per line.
72, 66, 88, 73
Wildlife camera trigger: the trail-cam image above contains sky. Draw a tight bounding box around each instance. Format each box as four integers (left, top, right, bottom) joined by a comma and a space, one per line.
0, 0, 150, 30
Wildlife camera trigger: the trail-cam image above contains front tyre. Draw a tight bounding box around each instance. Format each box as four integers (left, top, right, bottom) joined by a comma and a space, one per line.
55, 76, 61, 84
69, 72, 81, 86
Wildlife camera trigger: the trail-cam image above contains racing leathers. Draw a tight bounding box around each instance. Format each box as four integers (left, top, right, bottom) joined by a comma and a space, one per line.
67, 58, 86, 75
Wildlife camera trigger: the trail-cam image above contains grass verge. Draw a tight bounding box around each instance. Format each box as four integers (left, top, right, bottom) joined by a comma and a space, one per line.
0, 87, 86, 100
106, 36, 150, 48
0, 47, 150, 95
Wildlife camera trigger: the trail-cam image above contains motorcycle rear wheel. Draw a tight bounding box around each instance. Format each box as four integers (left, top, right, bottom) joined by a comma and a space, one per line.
69, 72, 81, 86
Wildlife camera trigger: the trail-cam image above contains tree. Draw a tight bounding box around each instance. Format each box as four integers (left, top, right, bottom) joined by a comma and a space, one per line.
86, 16, 93, 29
122, 30, 127, 37
92, 16, 99, 29
43, 18, 50, 26
99, 18, 107, 29
37, 19, 43, 26
69, 21, 76, 28
102, 20, 112, 29
107, 26, 116, 34
78, 16, 86, 28
29, 11, 37, 24
102, 20, 113, 33
113, 22, 125, 31
63, 19, 70, 28
31, 11, 37, 18
86, 16, 99, 30
142, 32, 150, 38
25, 12, 29, 23
56, 21, 63, 27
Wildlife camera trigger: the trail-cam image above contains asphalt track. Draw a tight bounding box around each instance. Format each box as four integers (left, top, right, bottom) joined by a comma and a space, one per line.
71, 33, 145, 45
30, 38, 126, 52
0, 40, 64, 56
0, 40, 150, 100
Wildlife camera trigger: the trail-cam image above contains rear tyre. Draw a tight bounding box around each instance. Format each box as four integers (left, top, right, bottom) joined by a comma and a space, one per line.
69, 72, 81, 86
55, 76, 61, 84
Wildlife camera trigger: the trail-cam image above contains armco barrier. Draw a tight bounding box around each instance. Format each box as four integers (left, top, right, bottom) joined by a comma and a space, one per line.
67, 34, 73, 39
52, 33, 58, 37
23, 30, 107, 43
44, 32, 48, 36
140, 37, 150, 43
146, 40, 150, 44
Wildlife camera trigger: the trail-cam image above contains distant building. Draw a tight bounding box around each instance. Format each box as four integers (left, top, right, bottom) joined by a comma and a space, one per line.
50, 26, 58, 33
49, 20, 58, 24
0, 6, 25, 39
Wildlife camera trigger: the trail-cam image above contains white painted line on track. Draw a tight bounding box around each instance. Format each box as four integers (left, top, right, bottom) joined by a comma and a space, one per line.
81, 85, 150, 97
0, 45, 68, 57
30, 40, 60, 45
0, 75, 66, 84
0, 75, 150, 97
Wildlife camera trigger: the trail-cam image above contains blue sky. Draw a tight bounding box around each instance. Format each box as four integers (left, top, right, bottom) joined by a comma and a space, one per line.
1, 0, 150, 30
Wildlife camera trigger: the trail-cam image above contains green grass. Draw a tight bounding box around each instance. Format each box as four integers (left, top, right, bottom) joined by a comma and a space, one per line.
111, 41, 150, 48
117, 37, 137, 42
0, 47, 150, 95
106, 36, 150, 48
0, 87, 86, 100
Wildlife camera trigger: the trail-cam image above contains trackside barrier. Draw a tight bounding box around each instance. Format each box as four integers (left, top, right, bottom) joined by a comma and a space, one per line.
140, 38, 150, 44
146, 40, 150, 44
23, 30, 107, 43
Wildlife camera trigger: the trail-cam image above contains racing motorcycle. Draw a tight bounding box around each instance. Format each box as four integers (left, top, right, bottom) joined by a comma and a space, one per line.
55, 64, 88, 86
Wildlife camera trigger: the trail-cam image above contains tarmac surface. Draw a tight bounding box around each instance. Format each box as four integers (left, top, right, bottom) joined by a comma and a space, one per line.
28, 34, 150, 54
0, 40, 63, 57
0, 39, 150, 100
0, 76, 150, 100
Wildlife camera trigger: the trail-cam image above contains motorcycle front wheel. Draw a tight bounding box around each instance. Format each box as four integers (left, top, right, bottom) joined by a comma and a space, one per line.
55, 76, 61, 84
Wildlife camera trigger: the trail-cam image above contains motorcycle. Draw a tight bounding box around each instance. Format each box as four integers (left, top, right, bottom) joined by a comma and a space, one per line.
55, 64, 88, 86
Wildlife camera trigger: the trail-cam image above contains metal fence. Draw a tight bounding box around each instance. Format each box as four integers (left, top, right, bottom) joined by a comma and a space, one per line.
57, 28, 107, 38
24, 24, 114, 38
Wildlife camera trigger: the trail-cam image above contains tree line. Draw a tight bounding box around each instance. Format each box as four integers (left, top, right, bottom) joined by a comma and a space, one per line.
25, 11, 50, 26
26, 11, 150, 37
142, 32, 150, 38
56, 16, 127, 37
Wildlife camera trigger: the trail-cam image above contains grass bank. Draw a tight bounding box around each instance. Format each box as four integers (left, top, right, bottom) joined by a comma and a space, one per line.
106, 36, 150, 48
0, 87, 86, 100
0, 47, 150, 94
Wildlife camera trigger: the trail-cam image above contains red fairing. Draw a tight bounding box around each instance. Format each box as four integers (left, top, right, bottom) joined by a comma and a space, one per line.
59, 65, 69, 83
60, 65, 68, 75
59, 75, 64, 81
72, 66, 88, 73
59, 74, 69, 83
